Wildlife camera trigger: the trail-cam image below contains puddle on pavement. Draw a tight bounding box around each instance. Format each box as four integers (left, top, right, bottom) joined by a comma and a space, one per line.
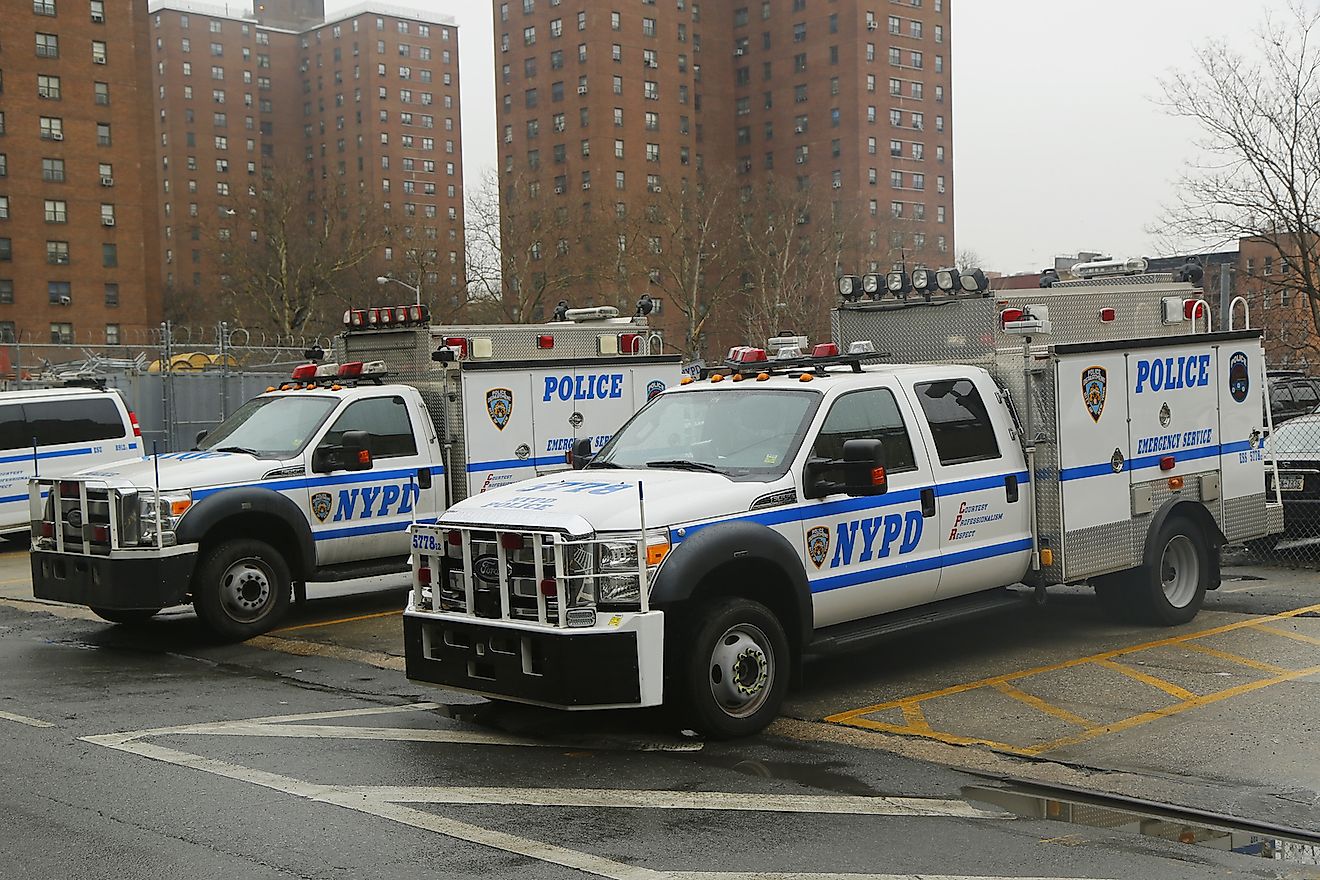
964, 785, 1320, 867
693, 754, 879, 796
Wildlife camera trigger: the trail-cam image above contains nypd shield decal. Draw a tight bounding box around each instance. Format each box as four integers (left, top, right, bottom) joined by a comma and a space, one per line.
486, 387, 513, 431
311, 492, 333, 523
1082, 366, 1107, 423
1228, 351, 1250, 403
646, 379, 665, 400
806, 525, 830, 569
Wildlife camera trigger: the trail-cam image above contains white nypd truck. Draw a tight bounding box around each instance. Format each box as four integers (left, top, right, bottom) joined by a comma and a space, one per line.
402, 261, 1283, 737
29, 305, 678, 639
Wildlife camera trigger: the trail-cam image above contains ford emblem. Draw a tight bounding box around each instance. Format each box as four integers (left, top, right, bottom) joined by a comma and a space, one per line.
473, 554, 502, 584
66, 509, 84, 529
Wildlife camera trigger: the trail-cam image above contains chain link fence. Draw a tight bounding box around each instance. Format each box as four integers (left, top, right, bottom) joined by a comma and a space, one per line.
0, 323, 330, 452
1252, 374, 1320, 568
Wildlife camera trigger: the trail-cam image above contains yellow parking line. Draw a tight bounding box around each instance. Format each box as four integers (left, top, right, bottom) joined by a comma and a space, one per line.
1180, 641, 1289, 674
1022, 664, 1320, 756
1255, 623, 1320, 648
825, 602, 1320, 726
270, 608, 401, 634
991, 682, 1093, 728
900, 703, 931, 732
837, 715, 1033, 756
1094, 658, 1198, 701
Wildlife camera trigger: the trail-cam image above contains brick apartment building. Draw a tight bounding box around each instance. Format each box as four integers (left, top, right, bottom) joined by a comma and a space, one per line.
0, 0, 164, 346
493, 0, 953, 347
148, 0, 465, 329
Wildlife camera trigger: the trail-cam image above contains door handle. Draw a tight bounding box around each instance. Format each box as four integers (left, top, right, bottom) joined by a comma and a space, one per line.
417, 468, 432, 490
920, 487, 936, 518
1005, 474, 1019, 503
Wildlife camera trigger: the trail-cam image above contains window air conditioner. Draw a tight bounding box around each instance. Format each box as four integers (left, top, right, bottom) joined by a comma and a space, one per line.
102, 216, 115, 226
101, 176, 114, 186
52, 132, 64, 140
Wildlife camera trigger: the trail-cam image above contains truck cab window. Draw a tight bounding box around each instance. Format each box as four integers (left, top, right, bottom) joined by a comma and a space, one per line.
24, 398, 126, 445
914, 378, 1001, 466
321, 396, 417, 458
812, 389, 916, 472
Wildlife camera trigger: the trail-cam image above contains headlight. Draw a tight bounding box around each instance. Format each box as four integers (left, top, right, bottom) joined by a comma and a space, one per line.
597, 575, 640, 604
597, 540, 639, 571
139, 491, 193, 544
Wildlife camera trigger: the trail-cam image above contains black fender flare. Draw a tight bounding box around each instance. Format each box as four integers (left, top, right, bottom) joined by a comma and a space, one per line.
175, 487, 316, 580
651, 520, 813, 650
1143, 498, 1225, 590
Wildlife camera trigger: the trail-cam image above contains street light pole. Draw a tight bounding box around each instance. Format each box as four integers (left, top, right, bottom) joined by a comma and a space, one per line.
376, 275, 421, 306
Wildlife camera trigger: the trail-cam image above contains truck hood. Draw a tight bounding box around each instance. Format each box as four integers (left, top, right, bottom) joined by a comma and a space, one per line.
442, 468, 785, 536
73, 451, 293, 494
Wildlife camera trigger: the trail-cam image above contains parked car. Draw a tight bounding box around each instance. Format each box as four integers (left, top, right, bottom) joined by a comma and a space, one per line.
0, 386, 141, 537
1262, 412, 1320, 545
1266, 371, 1320, 427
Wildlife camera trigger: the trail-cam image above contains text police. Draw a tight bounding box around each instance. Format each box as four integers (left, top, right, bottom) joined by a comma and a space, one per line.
544, 373, 625, 402
1134, 354, 1211, 394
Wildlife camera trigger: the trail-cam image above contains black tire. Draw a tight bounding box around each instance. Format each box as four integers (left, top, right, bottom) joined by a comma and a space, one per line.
191, 538, 291, 641
676, 596, 790, 739
1131, 516, 1211, 626
89, 607, 161, 625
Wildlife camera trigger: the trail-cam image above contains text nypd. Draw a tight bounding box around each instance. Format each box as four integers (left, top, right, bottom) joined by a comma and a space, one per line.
830, 511, 924, 568
333, 483, 420, 521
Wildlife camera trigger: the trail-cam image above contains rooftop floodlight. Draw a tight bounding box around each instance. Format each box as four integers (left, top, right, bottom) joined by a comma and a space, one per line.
959, 268, 990, 294
935, 268, 959, 292
886, 271, 912, 298
837, 275, 862, 301
861, 273, 882, 296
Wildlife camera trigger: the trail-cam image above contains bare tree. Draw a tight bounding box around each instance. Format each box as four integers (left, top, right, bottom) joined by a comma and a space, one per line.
1158, 2, 1320, 338
736, 177, 866, 347
466, 168, 615, 323
620, 173, 744, 359
212, 165, 391, 335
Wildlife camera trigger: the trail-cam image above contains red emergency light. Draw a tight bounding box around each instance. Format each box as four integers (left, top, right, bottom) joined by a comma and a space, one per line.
1184, 300, 1205, 320
291, 364, 318, 380
1160, 455, 1176, 471
999, 307, 1024, 327
537, 334, 555, 349
812, 343, 840, 358
415, 564, 432, 585
337, 362, 364, 378
500, 532, 526, 551
618, 333, 640, 354
728, 346, 768, 364
443, 337, 469, 360
446, 529, 462, 546
128, 411, 143, 438
1099, 307, 1116, 323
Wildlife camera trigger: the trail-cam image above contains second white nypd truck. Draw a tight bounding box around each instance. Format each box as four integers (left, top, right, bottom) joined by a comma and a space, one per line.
404, 260, 1283, 737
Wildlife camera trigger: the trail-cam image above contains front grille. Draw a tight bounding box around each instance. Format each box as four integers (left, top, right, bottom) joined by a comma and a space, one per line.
32, 479, 124, 556
413, 525, 644, 628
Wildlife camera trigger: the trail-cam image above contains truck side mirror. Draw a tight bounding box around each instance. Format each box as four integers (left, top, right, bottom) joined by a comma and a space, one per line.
195, 429, 208, 447
312, 430, 374, 474
569, 436, 594, 469
841, 439, 887, 497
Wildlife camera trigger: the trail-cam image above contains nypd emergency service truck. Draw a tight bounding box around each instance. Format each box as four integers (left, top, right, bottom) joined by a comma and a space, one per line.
402, 261, 1283, 737
29, 305, 679, 639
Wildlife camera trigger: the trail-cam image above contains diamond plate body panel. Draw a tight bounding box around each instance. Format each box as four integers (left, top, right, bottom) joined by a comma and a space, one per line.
1223, 493, 1271, 543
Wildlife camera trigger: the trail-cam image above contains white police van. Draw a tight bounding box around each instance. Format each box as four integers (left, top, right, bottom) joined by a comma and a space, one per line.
403, 261, 1283, 737
30, 305, 679, 638
0, 386, 141, 537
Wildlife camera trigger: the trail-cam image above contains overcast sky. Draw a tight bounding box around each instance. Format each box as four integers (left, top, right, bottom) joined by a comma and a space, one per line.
329, 0, 1281, 275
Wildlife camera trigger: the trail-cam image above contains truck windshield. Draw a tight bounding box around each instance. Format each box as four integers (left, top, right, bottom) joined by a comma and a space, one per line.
592, 389, 819, 478
198, 396, 339, 459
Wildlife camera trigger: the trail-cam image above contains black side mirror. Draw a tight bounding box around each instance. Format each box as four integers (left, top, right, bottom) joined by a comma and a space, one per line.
841, 439, 887, 497
312, 430, 374, 474
569, 436, 594, 469
805, 439, 888, 499
195, 430, 208, 447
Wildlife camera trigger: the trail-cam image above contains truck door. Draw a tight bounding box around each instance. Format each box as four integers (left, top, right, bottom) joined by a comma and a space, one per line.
802, 387, 942, 628
306, 394, 440, 566
906, 376, 1033, 601
460, 369, 538, 497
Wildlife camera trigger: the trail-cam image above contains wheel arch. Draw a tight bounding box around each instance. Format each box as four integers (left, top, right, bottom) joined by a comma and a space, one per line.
176, 488, 316, 581
651, 521, 812, 655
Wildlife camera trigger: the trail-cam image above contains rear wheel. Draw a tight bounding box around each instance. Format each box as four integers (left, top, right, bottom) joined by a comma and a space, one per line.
677, 597, 790, 739
1132, 516, 1210, 626
89, 607, 160, 625
192, 538, 291, 641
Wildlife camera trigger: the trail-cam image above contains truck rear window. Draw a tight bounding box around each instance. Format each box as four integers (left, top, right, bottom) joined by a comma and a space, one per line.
0, 398, 125, 449
913, 379, 1001, 466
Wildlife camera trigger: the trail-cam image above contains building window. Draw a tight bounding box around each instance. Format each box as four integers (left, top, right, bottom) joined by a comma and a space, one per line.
0, 282, 11, 305
94, 81, 110, 105
92, 41, 108, 63
50, 322, 73, 344
102, 243, 117, 267
104, 283, 119, 306
36, 33, 60, 58
44, 199, 67, 223
97, 123, 112, 145
48, 281, 71, 305
42, 158, 65, 182
105, 324, 120, 345
0, 239, 8, 261
37, 75, 61, 99
46, 241, 69, 264
0, 197, 8, 220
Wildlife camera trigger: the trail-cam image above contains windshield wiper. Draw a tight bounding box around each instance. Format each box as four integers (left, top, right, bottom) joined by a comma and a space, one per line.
213, 446, 261, 456
645, 459, 727, 474
585, 459, 623, 469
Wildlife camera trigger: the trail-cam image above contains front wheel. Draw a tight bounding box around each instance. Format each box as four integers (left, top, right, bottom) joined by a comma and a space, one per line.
192, 538, 291, 641
90, 607, 161, 625
1133, 516, 1211, 626
677, 597, 790, 739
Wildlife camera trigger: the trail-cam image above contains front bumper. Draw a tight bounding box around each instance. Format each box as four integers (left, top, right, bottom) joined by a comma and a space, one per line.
403, 600, 665, 709
31, 548, 197, 610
